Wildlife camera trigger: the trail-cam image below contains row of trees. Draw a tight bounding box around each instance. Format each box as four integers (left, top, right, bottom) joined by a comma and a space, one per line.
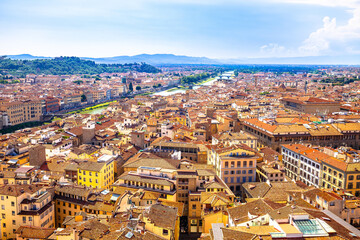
0, 56, 161, 76
320, 77, 359, 86
180, 72, 211, 85
233, 65, 321, 75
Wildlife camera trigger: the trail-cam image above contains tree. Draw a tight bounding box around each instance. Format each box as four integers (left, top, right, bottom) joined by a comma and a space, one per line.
73, 80, 83, 85
81, 94, 87, 102
136, 86, 141, 91
129, 82, 133, 92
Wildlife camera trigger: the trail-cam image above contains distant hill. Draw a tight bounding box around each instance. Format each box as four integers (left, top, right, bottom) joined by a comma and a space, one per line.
0, 56, 160, 76
3, 53, 360, 65
83, 54, 220, 65
6, 54, 52, 60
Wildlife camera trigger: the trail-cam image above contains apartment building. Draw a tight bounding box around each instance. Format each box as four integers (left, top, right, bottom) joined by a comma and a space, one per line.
54, 185, 113, 228
242, 118, 360, 151
77, 155, 115, 189
257, 161, 285, 182
212, 131, 258, 149
0, 185, 55, 239
282, 144, 360, 196
45, 97, 60, 113
0, 100, 42, 126
282, 144, 323, 187
281, 97, 341, 115
114, 167, 177, 201
62, 94, 81, 109
151, 141, 208, 163
207, 144, 260, 194
92, 90, 106, 102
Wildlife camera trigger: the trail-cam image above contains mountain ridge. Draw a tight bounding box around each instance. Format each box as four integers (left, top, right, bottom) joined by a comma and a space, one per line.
3, 53, 359, 65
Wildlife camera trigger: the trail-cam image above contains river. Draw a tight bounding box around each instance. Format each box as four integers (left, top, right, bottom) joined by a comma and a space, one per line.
81, 72, 232, 114
152, 77, 219, 96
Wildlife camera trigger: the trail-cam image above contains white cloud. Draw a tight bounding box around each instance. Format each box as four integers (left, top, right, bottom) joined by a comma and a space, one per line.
298, 7, 360, 56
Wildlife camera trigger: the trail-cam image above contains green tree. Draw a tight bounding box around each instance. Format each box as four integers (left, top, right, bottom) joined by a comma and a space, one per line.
136, 86, 141, 91
129, 82, 133, 92
81, 94, 87, 102
73, 80, 83, 85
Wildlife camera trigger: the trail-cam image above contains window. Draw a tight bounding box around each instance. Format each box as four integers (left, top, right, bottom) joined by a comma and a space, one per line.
237, 161, 241, 167
12, 220, 15, 225
224, 171, 229, 175
349, 175, 354, 181
23, 217, 26, 223
357, 175, 360, 180
163, 229, 169, 235
225, 162, 228, 168
1, 205, 4, 210
243, 161, 247, 167
249, 161, 253, 167
1, 214, 5, 219
348, 183, 353, 189
248, 170, 253, 174
11, 211, 15, 216
0, 196, 3, 201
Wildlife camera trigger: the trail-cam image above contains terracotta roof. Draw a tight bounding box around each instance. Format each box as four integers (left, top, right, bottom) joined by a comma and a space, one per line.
144, 203, 178, 229
16, 226, 55, 239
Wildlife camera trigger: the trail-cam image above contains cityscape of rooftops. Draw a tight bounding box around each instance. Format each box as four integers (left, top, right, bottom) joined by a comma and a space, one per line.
0, 0, 360, 239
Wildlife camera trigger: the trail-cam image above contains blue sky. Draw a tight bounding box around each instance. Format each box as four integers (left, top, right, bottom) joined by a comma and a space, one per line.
0, 0, 359, 59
